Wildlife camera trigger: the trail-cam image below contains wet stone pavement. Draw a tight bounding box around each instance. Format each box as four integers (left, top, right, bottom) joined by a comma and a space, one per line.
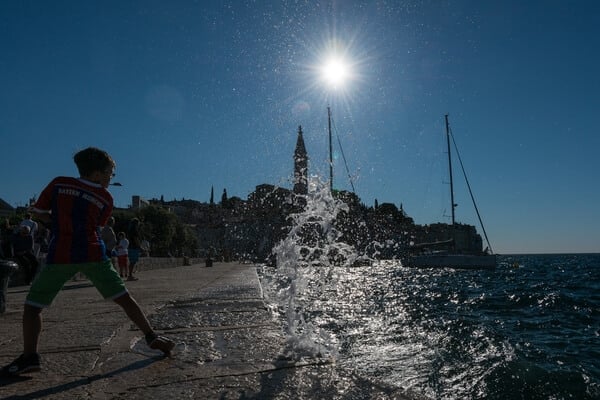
0, 262, 417, 399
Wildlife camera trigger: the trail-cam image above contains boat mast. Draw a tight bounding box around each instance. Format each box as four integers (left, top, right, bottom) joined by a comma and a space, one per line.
328, 106, 333, 192
445, 114, 456, 226
445, 114, 457, 251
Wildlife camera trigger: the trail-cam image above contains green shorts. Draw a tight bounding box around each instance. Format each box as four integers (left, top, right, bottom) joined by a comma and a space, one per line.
26, 260, 128, 308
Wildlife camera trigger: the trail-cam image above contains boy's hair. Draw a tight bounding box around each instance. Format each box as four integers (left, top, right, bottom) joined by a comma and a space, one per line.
74, 147, 115, 177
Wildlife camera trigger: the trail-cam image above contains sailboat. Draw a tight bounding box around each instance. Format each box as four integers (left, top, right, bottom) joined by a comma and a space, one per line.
403, 115, 497, 270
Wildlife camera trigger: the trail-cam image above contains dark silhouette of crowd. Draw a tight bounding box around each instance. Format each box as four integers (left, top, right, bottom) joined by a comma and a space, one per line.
1, 214, 49, 284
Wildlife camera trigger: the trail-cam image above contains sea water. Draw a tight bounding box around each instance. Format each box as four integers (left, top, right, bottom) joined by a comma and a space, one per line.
258, 182, 600, 399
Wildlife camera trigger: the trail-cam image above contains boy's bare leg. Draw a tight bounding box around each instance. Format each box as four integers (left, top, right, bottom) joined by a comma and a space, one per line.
113, 292, 175, 354
23, 304, 43, 355
113, 293, 152, 334
128, 262, 136, 279
1, 305, 42, 375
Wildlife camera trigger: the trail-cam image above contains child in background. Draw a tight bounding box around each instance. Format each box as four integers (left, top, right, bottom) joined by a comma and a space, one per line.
116, 232, 129, 278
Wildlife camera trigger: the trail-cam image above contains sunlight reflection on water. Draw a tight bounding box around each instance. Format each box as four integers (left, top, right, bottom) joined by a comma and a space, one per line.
258, 180, 600, 399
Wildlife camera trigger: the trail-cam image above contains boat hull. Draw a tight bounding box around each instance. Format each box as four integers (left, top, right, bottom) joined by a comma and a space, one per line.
403, 254, 497, 270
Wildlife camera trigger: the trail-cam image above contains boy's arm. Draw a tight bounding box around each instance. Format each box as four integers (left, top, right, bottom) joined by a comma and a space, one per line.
30, 178, 55, 224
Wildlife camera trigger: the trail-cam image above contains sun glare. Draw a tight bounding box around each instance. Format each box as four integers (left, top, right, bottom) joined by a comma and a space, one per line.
301, 37, 365, 106
321, 57, 351, 89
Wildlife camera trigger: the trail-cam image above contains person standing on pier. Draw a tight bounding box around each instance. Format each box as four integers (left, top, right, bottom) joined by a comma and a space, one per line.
101, 216, 117, 264
11, 225, 39, 284
116, 231, 129, 278
1, 147, 174, 377
126, 218, 142, 281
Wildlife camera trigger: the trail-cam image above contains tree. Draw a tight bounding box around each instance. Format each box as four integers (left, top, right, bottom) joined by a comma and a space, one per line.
221, 188, 228, 204
221, 188, 232, 209
135, 205, 198, 257
172, 222, 199, 256
137, 206, 178, 256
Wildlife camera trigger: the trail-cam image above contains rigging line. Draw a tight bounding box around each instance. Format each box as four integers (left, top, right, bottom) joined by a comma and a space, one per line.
330, 116, 356, 193
448, 126, 494, 254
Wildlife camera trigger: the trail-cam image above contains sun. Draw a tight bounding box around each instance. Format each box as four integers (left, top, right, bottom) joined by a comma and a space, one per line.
321, 57, 351, 89
299, 36, 366, 105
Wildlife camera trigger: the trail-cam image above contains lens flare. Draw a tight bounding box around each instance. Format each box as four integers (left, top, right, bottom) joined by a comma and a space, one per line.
321, 57, 351, 89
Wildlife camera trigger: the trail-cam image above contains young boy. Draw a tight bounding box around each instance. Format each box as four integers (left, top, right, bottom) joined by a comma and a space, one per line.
1, 147, 174, 376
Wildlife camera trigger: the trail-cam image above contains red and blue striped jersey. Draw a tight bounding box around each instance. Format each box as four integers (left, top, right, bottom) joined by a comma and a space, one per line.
33, 177, 113, 264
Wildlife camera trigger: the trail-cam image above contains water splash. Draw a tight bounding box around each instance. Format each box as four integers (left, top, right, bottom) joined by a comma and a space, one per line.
260, 177, 362, 359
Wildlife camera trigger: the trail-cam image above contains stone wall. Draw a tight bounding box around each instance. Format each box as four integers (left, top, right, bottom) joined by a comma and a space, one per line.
135, 256, 204, 271
7, 257, 206, 287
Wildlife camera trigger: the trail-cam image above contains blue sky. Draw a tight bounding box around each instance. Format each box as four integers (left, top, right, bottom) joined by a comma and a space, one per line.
1, 1, 599, 254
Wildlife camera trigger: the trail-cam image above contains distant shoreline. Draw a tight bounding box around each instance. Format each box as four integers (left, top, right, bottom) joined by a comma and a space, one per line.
499, 252, 600, 256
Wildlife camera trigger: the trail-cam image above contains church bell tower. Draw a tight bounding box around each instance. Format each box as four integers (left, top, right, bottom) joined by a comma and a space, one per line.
293, 125, 308, 196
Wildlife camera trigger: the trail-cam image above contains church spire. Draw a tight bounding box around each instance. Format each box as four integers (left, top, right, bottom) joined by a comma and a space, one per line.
293, 125, 308, 196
